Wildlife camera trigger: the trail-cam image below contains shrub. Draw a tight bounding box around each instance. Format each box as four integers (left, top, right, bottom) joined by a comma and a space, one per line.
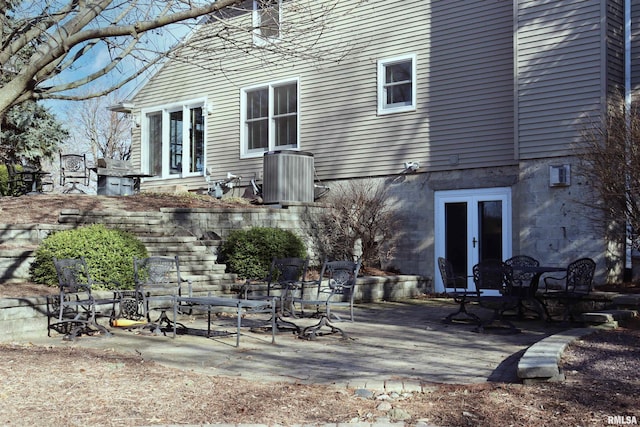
309, 180, 400, 270
0, 165, 9, 196
30, 224, 148, 289
219, 227, 306, 279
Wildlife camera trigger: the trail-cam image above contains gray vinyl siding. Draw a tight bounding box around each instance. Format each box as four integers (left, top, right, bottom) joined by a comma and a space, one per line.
130, 0, 518, 185
426, 0, 514, 170
130, 0, 619, 188
516, 0, 607, 159
632, 0, 640, 97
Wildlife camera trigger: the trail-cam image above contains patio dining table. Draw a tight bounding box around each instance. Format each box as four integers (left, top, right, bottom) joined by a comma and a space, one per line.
16, 170, 51, 194
510, 265, 566, 319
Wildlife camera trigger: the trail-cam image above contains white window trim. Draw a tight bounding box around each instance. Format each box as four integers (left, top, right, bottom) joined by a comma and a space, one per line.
377, 53, 417, 115
140, 98, 207, 179
252, 0, 282, 46
240, 78, 300, 159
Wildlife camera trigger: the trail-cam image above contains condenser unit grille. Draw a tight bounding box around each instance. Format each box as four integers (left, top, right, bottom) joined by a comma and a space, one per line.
263, 150, 314, 204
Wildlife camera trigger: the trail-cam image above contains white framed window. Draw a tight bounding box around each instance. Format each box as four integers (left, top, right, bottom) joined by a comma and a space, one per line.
253, 0, 281, 45
240, 79, 299, 158
142, 100, 205, 178
377, 53, 417, 115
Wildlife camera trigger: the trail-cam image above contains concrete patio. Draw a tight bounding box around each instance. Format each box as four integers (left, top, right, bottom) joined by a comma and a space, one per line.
17, 298, 577, 391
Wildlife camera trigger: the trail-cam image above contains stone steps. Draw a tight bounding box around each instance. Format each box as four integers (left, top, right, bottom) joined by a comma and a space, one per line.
581, 308, 639, 328
0, 207, 229, 286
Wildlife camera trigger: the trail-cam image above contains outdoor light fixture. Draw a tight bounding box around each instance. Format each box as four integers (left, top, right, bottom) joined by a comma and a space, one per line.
403, 161, 420, 172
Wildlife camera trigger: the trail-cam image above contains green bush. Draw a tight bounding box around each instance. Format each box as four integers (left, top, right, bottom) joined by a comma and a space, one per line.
30, 224, 148, 289
0, 165, 10, 196
219, 227, 306, 279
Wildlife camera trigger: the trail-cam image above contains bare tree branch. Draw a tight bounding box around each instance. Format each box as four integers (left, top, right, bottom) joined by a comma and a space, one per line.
576, 92, 640, 282
0, 0, 245, 115
1, 0, 361, 115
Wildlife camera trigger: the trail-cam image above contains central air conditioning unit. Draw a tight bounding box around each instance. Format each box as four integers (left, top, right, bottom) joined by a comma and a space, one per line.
262, 150, 314, 204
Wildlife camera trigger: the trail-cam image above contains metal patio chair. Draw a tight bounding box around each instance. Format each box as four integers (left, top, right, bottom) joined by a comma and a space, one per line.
240, 257, 309, 332
438, 257, 480, 324
134, 255, 191, 337
542, 257, 596, 322
241, 257, 309, 303
473, 259, 520, 333
4, 163, 27, 196
291, 258, 362, 340
60, 152, 90, 193
505, 255, 542, 318
48, 257, 118, 339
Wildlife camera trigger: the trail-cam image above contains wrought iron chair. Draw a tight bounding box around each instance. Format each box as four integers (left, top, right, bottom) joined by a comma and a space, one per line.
60, 152, 90, 193
505, 255, 542, 318
542, 257, 596, 322
240, 257, 309, 332
48, 257, 117, 339
134, 256, 191, 337
437, 257, 480, 324
291, 259, 362, 340
472, 259, 520, 333
241, 257, 309, 302
293, 259, 362, 320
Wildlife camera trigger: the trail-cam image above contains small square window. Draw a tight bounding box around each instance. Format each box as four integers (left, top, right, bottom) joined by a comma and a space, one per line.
377, 54, 417, 115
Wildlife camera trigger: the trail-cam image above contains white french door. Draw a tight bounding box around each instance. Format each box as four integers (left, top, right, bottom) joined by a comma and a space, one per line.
434, 188, 512, 293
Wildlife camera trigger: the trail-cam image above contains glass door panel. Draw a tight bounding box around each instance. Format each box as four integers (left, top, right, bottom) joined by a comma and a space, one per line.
444, 202, 468, 288
435, 188, 512, 293
478, 200, 503, 262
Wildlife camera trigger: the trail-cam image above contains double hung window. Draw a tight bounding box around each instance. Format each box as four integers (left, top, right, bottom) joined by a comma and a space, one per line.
253, 0, 281, 45
377, 54, 417, 114
241, 80, 298, 157
143, 101, 205, 177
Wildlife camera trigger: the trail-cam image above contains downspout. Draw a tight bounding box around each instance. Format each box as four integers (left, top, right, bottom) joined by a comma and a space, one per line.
625, 0, 632, 273
513, 0, 520, 161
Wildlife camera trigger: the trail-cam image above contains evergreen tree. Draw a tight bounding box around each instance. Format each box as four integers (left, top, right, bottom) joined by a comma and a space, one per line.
0, 101, 68, 166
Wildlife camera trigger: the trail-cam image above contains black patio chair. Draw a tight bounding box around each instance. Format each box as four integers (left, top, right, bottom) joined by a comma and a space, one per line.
134, 255, 192, 337
473, 259, 520, 333
60, 152, 90, 193
240, 257, 309, 332
505, 255, 542, 318
292, 258, 362, 340
4, 163, 27, 196
292, 259, 362, 320
437, 257, 480, 324
241, 257, 309, 304
48, 257, 118, 339
542, 257, 596, 322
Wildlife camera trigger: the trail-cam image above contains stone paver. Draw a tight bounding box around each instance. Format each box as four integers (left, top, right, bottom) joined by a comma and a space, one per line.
20, 299, 571, 390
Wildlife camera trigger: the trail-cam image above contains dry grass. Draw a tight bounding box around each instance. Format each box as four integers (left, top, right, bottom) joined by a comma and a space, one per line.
0, 325, 638, 426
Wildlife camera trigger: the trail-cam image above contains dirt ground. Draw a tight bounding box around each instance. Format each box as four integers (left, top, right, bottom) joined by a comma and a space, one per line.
0, 323, 637, 426
0, 194, 639, 425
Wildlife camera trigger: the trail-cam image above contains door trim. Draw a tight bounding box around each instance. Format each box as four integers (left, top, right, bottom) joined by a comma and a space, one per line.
434, 187, 512, 293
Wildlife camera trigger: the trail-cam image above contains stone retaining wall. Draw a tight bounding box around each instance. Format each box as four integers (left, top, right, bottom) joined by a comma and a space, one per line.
0, 295, 50, 340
